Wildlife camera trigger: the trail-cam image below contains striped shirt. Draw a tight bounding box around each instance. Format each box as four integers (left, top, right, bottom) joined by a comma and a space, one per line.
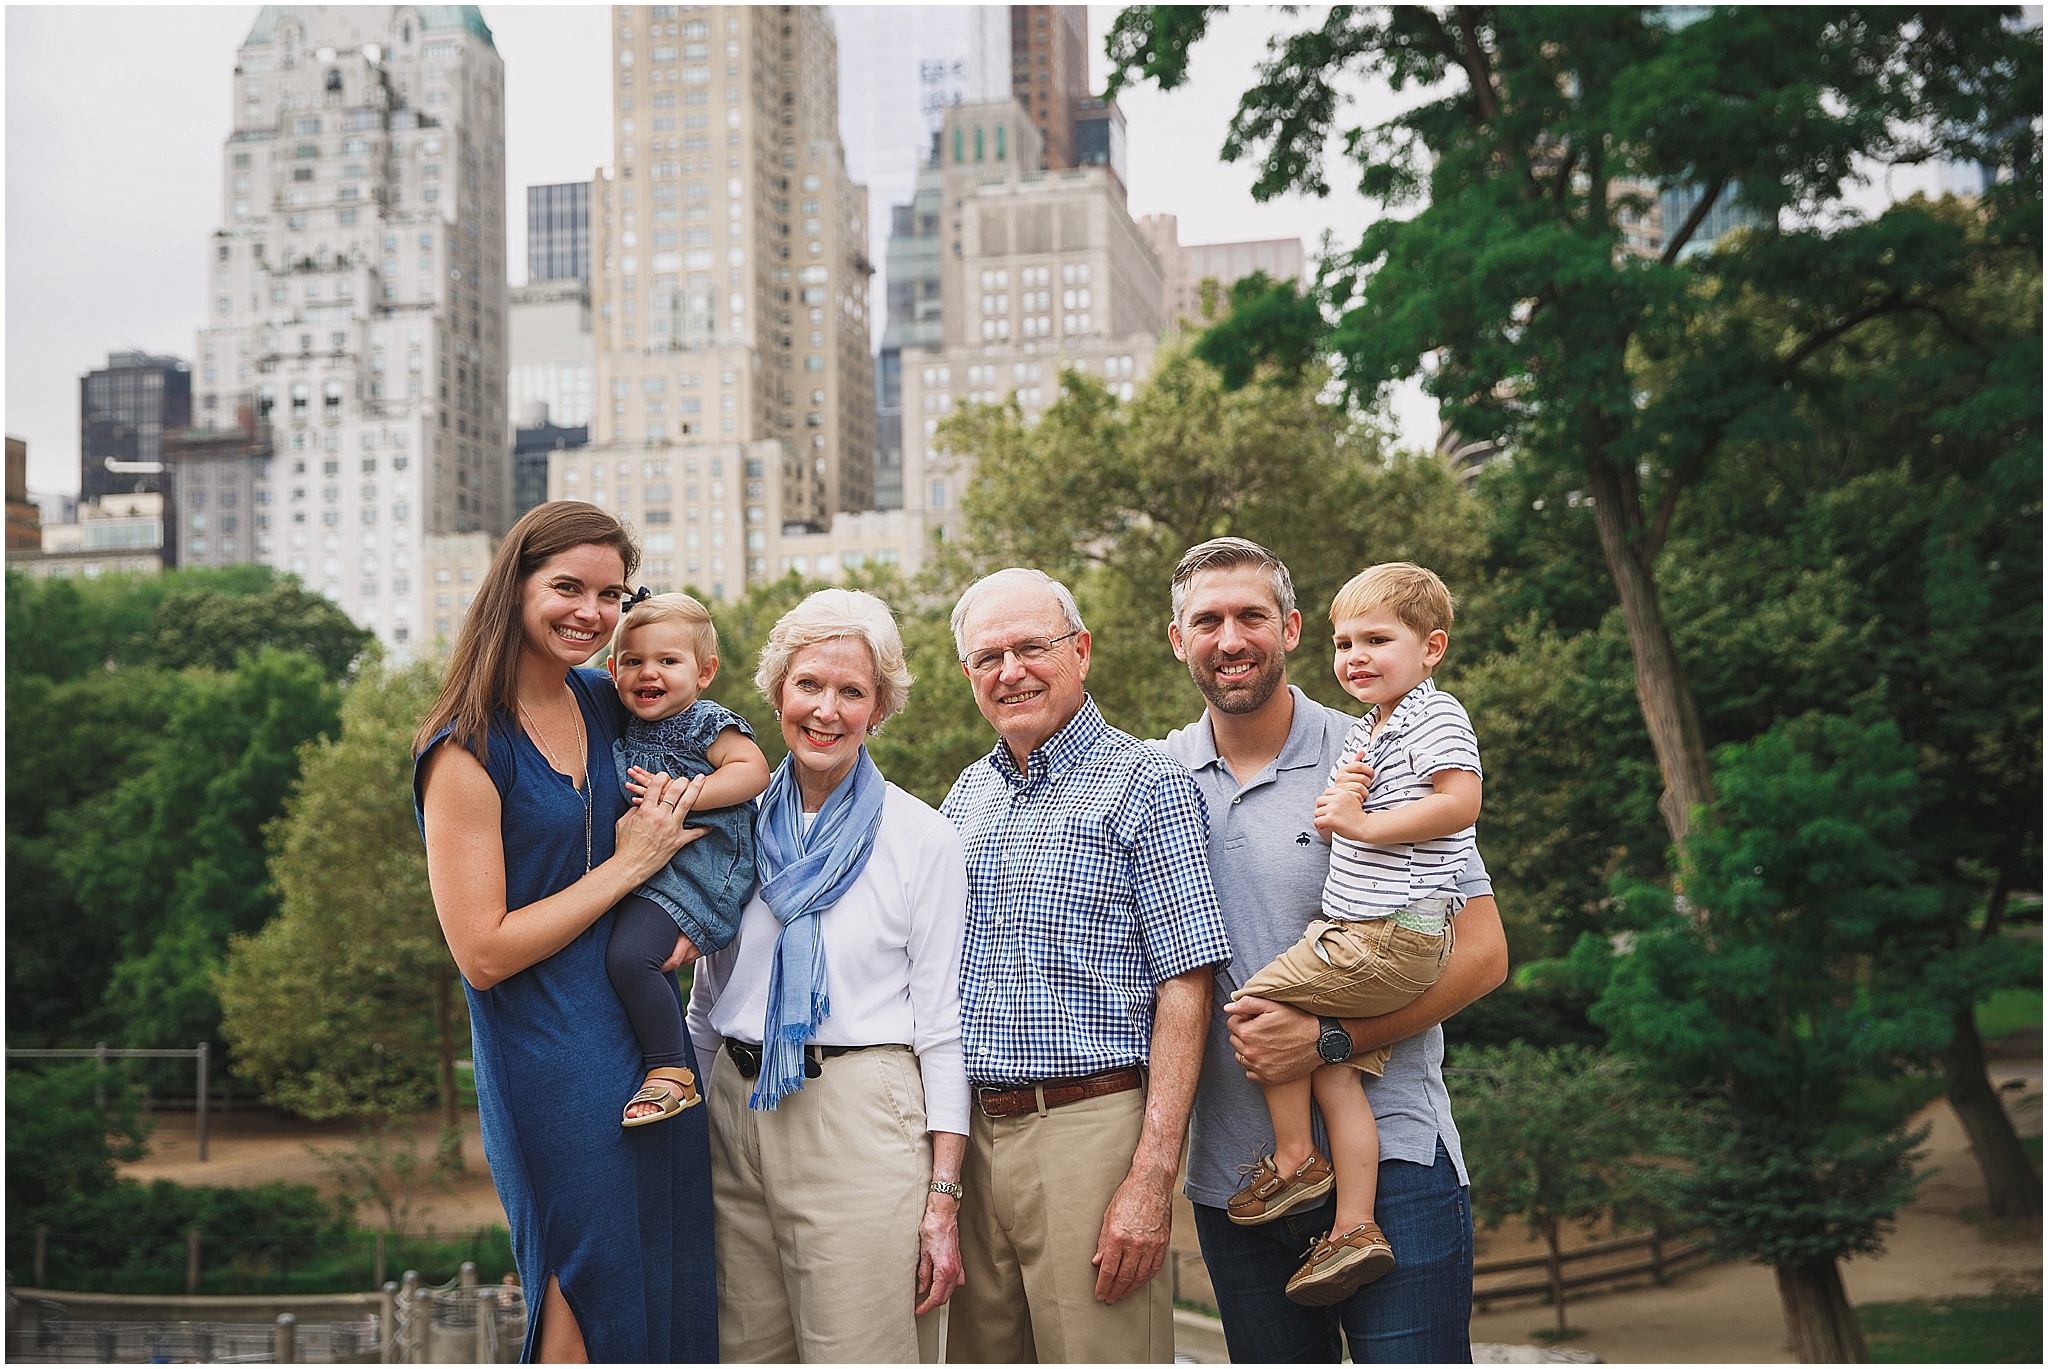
943, 697, 1233, 1086
1323, 677, 1483, 921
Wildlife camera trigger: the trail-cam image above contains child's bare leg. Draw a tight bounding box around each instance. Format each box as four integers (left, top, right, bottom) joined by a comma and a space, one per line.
1263, 1074, 1318, 1171
1311, 1065, 1381, 1230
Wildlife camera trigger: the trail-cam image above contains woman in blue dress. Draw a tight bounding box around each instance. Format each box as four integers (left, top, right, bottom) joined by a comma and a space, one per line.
414, 502, 718, 1362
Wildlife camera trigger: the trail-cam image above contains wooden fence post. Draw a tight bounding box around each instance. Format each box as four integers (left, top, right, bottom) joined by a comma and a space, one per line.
274, 1312, 296, 1364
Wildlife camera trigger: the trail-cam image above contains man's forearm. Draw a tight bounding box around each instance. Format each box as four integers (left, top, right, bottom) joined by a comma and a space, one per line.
1229, 896, 1509, 1084
1344, 895, 1507, 1052
1131, 967, 1213, 1182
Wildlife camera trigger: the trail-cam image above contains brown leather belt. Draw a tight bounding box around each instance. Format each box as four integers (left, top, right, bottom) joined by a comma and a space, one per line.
973, 1065, 1145, 1119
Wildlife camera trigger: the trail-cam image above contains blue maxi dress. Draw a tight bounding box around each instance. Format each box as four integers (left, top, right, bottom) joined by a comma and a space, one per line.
414, 667, 718, 1363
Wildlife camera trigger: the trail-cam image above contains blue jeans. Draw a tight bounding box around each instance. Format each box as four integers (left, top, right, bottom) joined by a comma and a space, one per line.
1190, 1140, 1473, 1363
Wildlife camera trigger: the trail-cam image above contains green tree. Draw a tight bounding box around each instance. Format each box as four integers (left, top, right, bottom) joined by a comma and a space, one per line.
52, 648, 347, 1053
947, 346, 1486, 742
1108, 5, 2039, 847
4, 565, 368, 683
1449, 1043, 1670, 1337
218, 659, 468, 1161
1590, 716, 1959, 1361
6, 670, 177, 1041
4, 1062, 149, 1219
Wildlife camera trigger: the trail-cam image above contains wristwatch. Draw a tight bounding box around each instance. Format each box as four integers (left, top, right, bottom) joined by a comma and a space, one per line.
1316, 1016, 1355, 1065
928, 1180, 964, 1199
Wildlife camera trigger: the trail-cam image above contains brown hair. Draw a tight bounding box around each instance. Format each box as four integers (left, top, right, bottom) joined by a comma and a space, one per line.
1329, 562, 1456, 638
611, 591, 719, 664
1170, 536, 1297, 627
413, 502, 640, 762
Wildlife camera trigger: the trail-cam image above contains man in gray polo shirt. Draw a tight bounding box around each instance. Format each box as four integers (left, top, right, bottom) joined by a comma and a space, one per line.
1159, 538, 1508, 1363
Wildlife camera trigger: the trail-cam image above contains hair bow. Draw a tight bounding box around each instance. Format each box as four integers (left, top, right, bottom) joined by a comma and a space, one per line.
623, 586, 654, 610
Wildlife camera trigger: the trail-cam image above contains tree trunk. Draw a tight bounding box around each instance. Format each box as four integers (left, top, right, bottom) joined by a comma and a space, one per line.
433, 970, 464, 1175
1941, 1005, 2040, 1219
1584, 460, 1717, 848
1540, 1216, 1569, 1337
1774, 1257, 1868, 1362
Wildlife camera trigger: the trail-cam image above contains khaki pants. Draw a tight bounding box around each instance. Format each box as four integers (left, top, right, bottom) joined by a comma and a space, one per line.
1237, 916, 1453, 1076
950, 1087, 1172, 1363
709, 1043, 941, 1363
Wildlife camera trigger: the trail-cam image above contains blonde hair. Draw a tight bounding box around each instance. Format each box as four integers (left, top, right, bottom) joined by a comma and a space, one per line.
755, 588, 913, 725
414, 502, 638, 761
612, 592, 718, 664
1329, 562, 1456, 638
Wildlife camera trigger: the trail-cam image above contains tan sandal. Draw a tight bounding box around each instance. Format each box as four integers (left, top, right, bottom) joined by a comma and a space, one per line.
621, 1067, 700, 1127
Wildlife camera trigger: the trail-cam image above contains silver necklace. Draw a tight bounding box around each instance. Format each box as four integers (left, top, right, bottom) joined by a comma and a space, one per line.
520, 692, 592, 874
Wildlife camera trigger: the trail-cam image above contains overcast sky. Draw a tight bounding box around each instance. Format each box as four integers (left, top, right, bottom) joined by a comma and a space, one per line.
3, 4, 1435, 494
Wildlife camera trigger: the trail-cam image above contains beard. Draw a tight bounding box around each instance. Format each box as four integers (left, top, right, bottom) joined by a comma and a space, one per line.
1189, 650, 1287, 716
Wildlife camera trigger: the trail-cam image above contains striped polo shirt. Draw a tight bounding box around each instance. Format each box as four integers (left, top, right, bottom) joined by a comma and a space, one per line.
1322, 677, 1483, 921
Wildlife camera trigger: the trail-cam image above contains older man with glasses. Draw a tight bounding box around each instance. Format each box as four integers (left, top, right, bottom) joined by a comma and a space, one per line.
941, 567, 1232, 1363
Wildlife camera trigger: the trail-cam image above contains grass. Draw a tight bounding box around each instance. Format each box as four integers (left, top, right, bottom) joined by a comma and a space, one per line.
1975, 988, 2042, 1042
1858, 1290, 2042, 1363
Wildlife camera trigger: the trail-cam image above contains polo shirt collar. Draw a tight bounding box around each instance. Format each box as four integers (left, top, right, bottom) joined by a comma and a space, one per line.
1275, 686, 1337, 771
986, 694, 1106, 785
1366, 675, 1438, 740
1183, 685, 1328, 784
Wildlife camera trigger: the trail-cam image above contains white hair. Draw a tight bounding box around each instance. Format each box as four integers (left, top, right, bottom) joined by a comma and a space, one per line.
949, 567, 1087, 658
754, 588, 914, 724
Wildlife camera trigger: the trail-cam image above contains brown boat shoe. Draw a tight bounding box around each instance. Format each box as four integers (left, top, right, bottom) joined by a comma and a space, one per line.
1285, 1220, 1396, 1306
1226, 1150, 1336, 1226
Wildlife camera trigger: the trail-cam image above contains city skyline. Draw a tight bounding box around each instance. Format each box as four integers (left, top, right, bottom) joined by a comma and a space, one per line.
7, 4, 1450, 495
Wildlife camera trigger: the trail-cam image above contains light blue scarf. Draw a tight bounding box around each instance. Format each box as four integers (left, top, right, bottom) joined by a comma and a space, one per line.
749, 747, 886, 1110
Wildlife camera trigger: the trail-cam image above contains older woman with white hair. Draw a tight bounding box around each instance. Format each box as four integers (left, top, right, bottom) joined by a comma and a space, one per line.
686, 587, 970, 1363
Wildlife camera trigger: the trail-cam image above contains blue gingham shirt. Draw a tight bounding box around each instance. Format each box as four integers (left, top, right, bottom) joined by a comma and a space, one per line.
943, 697, 1233, 1086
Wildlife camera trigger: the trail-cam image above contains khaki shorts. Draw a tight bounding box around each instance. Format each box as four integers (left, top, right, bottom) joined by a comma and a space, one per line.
1235, 916, 1453, 1076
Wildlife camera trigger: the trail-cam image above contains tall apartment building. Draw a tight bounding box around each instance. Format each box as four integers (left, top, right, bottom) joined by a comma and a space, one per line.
188, 5, 508, 651
590, 3, 875, 557
873, 159, 947, 511
80, 351, 191, 504
831, 6, 1010, 338
528, 180, 592, 283
774, 97, 1165, 579
1010, 7, 1087, 170
508, 279, 596, 428
162, 412, 273, 571
1139, 214, 1305, 326
6, 437, 39, 553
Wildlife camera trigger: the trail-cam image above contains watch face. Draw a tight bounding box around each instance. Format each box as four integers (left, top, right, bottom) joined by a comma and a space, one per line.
1317, 1025, 1351, 1063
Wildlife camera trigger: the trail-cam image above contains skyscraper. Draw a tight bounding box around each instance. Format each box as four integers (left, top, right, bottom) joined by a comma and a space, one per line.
189, 4, 508, 651
1010, 7, 1087, 170
528, 181, 592, 283
79, 351, 191, 504
590, 4, 875, 535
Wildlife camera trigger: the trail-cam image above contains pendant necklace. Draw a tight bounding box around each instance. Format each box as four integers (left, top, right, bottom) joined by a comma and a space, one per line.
520, 691, 593, 874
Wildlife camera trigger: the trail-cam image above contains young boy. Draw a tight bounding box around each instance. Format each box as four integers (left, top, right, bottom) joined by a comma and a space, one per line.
606, 592, 771, 1127
1225, 563, 1483, 1306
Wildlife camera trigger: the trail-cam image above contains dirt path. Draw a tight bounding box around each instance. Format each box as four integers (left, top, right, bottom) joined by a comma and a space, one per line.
128, 1062, 2040, 1362
1461, 1058, 2042, 1363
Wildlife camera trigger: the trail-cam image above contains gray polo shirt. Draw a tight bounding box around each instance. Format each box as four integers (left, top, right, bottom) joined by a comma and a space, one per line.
1161, 686, 1484, 1207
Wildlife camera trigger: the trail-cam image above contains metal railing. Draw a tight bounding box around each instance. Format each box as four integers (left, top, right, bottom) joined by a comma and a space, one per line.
6, 1044, 212, 1160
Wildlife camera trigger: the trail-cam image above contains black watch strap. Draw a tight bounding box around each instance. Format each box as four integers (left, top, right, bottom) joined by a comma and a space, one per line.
1316, 1016, 1354, 1064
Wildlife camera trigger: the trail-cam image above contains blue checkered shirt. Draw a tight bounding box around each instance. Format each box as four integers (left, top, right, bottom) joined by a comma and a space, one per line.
942, 697, 1233, 1086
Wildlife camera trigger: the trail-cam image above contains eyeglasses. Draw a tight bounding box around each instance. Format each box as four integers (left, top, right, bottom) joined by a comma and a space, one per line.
963, 630, 1080, 675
